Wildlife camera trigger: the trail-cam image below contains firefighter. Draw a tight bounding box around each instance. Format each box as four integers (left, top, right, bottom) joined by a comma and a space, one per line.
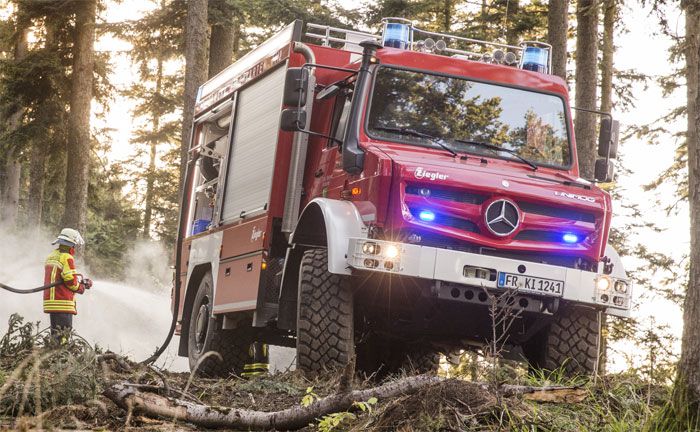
44, 228, 92, 344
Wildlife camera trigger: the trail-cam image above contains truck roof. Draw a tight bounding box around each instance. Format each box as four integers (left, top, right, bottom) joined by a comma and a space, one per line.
370, 47, 570, 99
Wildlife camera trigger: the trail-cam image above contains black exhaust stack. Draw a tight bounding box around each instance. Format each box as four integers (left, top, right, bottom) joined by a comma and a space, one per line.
342, 39, 383, 174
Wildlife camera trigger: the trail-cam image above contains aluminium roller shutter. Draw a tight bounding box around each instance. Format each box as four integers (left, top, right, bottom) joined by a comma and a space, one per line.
221, 65, 286, 222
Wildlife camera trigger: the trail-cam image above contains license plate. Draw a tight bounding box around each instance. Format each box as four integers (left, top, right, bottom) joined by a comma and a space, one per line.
497, 272, 564, 296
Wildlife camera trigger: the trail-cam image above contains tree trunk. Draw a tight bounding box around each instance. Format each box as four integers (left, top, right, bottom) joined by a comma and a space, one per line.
26, 144, 47, 227
573, 0, 599, 180
600, 0, 616, 114
596, 0, 616, 376
208, 0, 235, 78
208, 24, 234, 77
505, 0, 520, 47
63, 0, 96, 233
0, 21, 30, 227
142, 58, 164, 239
673, 0, 700, 422
442, 0, 453, 32
180, 0, 209, 196
547, 0, 568, 81
26, 16, 57, 228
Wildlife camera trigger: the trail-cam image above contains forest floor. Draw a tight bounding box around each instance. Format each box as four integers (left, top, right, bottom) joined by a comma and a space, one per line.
0, 315, 672, 431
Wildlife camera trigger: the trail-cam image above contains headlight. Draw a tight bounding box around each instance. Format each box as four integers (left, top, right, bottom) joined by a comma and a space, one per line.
385, 244, 400, 259
596, 276, 612, 291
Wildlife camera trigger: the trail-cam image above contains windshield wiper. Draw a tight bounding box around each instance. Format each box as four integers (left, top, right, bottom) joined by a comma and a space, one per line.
454, 138, 538, 171
373, 126, 458, 158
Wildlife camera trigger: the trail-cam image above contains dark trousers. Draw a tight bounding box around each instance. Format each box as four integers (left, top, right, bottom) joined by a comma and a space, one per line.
49, 313, 73, 343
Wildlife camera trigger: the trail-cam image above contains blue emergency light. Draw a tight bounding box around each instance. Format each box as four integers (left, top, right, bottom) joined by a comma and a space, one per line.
383, 23, 410, 49
562, 233, 579, 244
521, 46, 549, 74
418, 210, 436, 222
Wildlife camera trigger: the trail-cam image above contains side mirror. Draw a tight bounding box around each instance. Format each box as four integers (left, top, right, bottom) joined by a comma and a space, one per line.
598, 118, 620, 159
280, 108, 307, 132
283, 68, 309, 107
594, 158, 615, 183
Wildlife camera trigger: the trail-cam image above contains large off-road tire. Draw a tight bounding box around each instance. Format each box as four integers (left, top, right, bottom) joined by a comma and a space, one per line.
187, 272, 255, 377
296, 249, 354, 375
523, 306, 601, 376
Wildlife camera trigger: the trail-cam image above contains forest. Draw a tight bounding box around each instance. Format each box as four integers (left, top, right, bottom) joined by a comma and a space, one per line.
0, 0, 699, 430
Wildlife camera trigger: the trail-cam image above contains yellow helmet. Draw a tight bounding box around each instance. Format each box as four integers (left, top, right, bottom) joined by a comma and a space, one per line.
52, 228, 85, 248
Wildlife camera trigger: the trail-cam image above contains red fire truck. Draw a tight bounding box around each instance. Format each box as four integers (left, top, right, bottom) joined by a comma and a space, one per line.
173, 19, 630, 377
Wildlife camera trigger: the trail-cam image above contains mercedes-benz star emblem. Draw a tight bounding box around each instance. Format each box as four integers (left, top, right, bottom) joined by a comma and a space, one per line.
485, 199, 520, 237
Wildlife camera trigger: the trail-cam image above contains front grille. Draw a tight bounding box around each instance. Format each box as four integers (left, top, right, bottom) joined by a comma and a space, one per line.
515, 230, 588, 243
414, 233, 592, 270
405, 185, 486, 205
517, 201, 595, 223
407, 207, 480, 233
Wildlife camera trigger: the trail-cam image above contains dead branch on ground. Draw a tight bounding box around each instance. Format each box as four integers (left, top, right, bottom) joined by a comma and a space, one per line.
105, 374, 441, 430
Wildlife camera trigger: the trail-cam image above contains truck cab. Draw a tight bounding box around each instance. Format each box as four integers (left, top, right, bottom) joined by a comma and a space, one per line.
174, 19, 629, 377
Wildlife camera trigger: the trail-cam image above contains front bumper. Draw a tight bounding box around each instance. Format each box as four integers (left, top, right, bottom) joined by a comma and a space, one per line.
347, 238, 631, 318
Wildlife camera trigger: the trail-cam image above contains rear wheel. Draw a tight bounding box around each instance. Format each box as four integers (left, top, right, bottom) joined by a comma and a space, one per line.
523, 306, 601, 376
296, 249, 354, 375
187, 272, 265, 377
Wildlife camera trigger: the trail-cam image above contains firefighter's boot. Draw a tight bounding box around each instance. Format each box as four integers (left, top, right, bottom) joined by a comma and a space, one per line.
242, 342, 269, 378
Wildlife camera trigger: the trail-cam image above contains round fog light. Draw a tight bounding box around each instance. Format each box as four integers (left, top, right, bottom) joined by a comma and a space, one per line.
614, 281, 628, 294
385, 245, 400, 259
362, 242, 380, 255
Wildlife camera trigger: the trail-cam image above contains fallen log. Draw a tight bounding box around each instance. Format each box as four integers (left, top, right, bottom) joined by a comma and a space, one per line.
104, 374, 441, 430
500, 384, 587, 403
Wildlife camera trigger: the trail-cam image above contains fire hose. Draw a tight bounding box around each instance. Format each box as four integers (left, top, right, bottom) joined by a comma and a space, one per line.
0, 280, 64, 294
0, 275, 92, 294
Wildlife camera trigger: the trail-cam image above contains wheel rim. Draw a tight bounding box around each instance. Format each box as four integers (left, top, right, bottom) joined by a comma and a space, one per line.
195, 298, 210, 353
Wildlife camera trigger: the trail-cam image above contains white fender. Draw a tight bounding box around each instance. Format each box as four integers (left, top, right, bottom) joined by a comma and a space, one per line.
291, 198, 369, 274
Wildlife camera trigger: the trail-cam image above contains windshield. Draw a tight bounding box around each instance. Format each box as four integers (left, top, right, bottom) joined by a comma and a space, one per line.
366, 67, 571, 168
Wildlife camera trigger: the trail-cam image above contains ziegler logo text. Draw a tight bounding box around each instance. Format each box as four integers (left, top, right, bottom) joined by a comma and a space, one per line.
415, 167, 448, 181
251, 226, 263, 242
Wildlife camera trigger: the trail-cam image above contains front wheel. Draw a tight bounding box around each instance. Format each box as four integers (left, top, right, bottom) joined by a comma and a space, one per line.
296, 249, 355, 375
522, 306, 601, 376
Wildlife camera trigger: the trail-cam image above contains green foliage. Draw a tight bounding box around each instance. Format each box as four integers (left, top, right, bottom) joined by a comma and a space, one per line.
316, 397, 377, 432
0, 314, 101, 417
301, 386, 319, 407
85, 159, 141, 277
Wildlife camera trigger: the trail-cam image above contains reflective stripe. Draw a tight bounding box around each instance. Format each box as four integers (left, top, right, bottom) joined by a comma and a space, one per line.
46, 260, 63, 269
44, 301, 76, 305
241, 371, 266, 377
50, 267, 59, 300
244, 363, 269, 370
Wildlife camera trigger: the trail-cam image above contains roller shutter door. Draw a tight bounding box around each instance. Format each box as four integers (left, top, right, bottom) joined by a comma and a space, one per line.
221, 66, 286, 222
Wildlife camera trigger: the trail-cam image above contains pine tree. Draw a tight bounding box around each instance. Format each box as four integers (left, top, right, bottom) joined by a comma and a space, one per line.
179, 0, 209, 195
63, 0, 97, 233
0, 11, 28, 227
671, 0, 700, 424
547, 0, 568, 80
121, 0, 183, 241
574, 0, 599, 179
